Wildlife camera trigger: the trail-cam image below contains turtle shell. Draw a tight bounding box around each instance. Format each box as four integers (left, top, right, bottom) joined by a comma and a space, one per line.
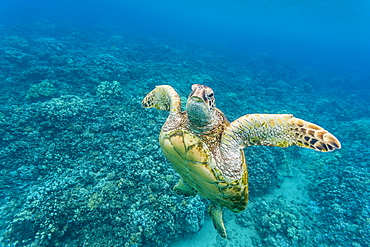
159, 128, 248, 213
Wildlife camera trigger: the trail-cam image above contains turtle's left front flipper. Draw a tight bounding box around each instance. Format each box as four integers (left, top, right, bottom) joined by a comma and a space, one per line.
142, 85, 181, 113
221, 114, 341, 152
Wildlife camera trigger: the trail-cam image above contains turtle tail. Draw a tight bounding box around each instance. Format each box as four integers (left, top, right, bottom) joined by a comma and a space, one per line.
142, 85, 181, 113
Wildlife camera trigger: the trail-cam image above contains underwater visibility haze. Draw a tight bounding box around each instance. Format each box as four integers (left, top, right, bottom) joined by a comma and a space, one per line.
0, 0, 369, 246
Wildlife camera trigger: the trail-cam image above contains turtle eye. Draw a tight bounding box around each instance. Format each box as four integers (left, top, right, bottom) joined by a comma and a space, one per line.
206, 88, 214, 99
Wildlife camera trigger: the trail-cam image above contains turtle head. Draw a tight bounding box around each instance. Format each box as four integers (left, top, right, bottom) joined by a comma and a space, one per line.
186, 84, 216, 128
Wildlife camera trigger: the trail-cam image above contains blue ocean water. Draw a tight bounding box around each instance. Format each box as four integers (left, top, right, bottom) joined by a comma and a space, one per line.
1, 0, 369, 88
0, 0, 369, 246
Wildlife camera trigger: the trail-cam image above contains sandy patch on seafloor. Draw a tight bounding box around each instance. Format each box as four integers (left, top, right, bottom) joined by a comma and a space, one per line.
170, 215, 257, 247
170, 166, 310, 247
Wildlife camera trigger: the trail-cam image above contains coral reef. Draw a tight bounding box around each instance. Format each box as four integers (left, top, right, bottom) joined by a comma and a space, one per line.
245, 147, 280, 197
247, 198, 310, 246
308, 161, 370, 246
96, 80, 122, 100
0, 23, 369, 246
0, 90, 205, 246
26, 79, 58, 100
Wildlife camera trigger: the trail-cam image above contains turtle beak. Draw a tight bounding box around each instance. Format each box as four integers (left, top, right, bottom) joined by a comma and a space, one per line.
191, 96, 204, 102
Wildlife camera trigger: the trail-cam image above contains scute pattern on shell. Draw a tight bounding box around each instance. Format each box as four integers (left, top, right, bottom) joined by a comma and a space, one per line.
160, 128, 249, 213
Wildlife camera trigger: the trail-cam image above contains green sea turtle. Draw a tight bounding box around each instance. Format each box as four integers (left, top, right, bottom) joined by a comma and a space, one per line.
142, 84, 341, 238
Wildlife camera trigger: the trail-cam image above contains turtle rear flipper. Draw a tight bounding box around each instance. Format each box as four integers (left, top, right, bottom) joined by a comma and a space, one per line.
208, 204, 227, 239
221, 114, 341, 152
173, 178, 197, 197
142, 85, 181, 113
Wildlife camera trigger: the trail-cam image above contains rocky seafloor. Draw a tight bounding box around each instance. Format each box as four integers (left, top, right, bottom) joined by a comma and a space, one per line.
0, 23, 369, 246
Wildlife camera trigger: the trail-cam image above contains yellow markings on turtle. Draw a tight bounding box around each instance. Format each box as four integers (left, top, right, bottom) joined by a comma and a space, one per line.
314, 130, 325, 140
213, 175, 248, 213
161, 138, 183, 161
286, 117, 342, 151
296, 140, 310, 149
183, 133, 200, 149
235, 120, 246, 132
306, 122, 323, 130
279, 114, 293, 126
187, 162, 217, 183
237, 116, 248, 127
251, 116, 261, 128
220, 135, 233, 145
222, 186, 242, 200
190, 173, 222, 199
276, 116, 284, 126
253, 114, 262, 121
276, 140, 290, 148
268, 117, 277, 128
163, 153, 186, 173
186, 143, 209, 163
241, 167, 248, 184
249, 136, 260, 145
282, 114, 293, 122
259, 118, 269, 128
239, 117, 253, 130
216, 181, 229, 189
293, 118, 305, 127
323, 133, 341, 149
161, 137, 188, 174
169, 133, 186, 157
306, 129, 315, 137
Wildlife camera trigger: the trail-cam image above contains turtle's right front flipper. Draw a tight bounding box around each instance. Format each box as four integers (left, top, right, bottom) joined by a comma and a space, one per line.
142, 85, 182, 113
221, 114, 341, 152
